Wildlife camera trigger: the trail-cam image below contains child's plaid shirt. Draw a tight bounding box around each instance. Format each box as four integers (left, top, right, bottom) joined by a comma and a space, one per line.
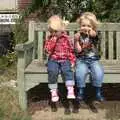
44, 33, 76, 65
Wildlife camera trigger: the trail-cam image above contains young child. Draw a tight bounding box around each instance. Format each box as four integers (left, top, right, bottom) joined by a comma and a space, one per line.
44, 15, 76, 103
74, 12, 104, 102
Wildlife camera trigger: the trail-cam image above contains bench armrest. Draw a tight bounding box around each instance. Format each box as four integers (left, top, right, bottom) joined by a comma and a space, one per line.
15, 41, 34, 68
15, 41, 34, 51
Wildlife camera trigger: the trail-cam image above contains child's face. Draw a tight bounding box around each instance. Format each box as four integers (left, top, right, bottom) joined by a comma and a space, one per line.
80, 19, 93, 35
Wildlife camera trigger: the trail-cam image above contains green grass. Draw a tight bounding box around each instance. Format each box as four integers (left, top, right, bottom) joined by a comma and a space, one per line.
0, 63, 17, 83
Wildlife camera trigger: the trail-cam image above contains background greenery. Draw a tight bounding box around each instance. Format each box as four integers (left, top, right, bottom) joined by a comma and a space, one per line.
28, 0, 120, 22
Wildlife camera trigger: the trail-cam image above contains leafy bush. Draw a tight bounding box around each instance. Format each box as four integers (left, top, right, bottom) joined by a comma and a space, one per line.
0, 51, 17, 69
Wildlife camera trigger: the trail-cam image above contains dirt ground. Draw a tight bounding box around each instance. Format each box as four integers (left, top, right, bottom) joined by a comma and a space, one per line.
31, 101, 120, 120
28, 84, 120, 120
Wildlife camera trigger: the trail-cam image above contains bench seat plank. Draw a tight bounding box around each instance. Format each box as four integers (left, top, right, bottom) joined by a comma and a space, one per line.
25, 59, 120, 74
24, 59, 120, 91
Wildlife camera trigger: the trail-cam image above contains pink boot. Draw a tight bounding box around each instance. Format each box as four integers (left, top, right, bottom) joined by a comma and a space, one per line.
50, 89, 59, 102
67, 86, 75, 99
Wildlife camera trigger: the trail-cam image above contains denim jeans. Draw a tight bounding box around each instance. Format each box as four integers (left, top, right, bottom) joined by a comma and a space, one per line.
75, 58, 104, 88
47, 59, 74, 90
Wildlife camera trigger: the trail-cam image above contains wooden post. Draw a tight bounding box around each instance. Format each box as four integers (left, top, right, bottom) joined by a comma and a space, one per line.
17, 51, 27, 110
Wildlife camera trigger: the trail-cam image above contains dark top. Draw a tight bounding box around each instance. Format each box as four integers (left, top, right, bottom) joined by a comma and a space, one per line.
75, 32, 101, 60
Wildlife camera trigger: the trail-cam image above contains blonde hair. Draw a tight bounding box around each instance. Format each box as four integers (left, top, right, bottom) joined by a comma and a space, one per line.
47, 15, 63, 31
77, 12, 99, 30
47, 15, 69, 31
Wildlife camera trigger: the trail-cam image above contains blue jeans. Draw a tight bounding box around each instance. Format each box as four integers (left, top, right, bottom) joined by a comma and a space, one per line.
75, 58, 104, 88
47, 59, 74, 90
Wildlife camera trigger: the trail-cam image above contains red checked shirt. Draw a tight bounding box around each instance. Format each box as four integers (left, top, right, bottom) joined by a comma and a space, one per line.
44, 32, 76, 65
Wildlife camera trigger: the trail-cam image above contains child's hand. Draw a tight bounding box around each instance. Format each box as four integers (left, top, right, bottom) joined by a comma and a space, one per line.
74, 32, 80, 41
71, 63, 75, 68
82, 43, 89, 48
71, 63, 75, 72
88, 28, 96, 37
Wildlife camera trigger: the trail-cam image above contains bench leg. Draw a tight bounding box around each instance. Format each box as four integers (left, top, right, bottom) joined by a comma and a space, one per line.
17, 68, 27, 110
17, 70, 27, 110
19, 88, 27, 110
17, 51, 28, 110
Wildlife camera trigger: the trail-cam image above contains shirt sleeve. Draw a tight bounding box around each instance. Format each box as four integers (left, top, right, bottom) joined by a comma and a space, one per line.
44, 36, 57, 55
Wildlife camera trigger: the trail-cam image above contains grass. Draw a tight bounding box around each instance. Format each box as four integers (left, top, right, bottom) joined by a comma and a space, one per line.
0, 63, 17, 83
0, 63, 31, 120
0, 87, 31, 120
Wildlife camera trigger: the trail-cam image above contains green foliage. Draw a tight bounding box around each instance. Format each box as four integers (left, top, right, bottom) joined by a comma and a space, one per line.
25, 0, 120, 22
13, 21, 28, 44
88, 0, 120, 22
0, 51, 16, 69
12, 0, 120, 45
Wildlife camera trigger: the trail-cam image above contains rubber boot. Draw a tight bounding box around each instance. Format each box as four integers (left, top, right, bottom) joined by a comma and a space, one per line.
95, 87, 104, 102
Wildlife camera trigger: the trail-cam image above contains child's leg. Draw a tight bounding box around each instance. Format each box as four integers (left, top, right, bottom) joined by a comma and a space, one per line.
47, 59, 59, 102
60, 60, 75, 99
75, 59, 89, 100
90, 61, 104, 101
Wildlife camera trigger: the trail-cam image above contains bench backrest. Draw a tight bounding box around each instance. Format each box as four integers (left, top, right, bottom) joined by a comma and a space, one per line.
29, 21, 120, 65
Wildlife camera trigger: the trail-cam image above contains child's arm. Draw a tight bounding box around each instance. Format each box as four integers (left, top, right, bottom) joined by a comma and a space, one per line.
74, 32, 82, 53
74, 32, 92, 53
44, 36, 57, 55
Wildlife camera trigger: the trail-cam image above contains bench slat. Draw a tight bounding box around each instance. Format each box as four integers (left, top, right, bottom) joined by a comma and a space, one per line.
38, 32, 44, 63
116, 32, 120, 60
108, 32, 114, 59
100, 32, 106, 60
25, 59, 120, 74
35, 23, 120, 31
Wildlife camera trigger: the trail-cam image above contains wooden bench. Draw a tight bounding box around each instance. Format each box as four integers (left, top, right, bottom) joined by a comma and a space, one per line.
15, 21, 120, 110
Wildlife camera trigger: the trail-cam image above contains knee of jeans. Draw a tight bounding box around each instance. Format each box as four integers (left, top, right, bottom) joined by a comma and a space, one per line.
92, 74, 103, 87
95, 71, 104, 80
75, 71, 87, 79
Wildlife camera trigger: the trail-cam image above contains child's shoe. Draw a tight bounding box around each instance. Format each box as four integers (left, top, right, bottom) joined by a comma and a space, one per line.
67, 86, 75, 99
50, 89, 59, 102
95, 87, 104, 102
